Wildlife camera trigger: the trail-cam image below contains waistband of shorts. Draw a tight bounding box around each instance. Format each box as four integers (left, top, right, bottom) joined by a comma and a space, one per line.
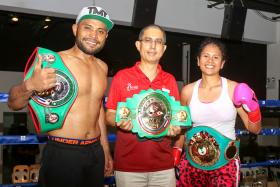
48, 135, 100, 145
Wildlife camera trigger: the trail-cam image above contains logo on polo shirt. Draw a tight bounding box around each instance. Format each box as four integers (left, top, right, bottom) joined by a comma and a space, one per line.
162, 88, 170, 94
126, 83, 139, 91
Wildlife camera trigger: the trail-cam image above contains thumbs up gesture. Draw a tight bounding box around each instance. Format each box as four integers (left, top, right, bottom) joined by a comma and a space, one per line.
25, 55, 57, 92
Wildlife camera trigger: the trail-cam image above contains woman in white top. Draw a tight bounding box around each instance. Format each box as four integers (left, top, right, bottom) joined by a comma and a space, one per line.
176, 38, 262, 187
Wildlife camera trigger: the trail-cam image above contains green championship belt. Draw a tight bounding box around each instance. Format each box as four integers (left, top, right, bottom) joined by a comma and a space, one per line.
186, 126, 240, 170
24, 47, 78, 133
116, 89, 192, 139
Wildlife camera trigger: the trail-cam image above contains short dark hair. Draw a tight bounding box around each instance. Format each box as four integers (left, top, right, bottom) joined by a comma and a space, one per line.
197, 37, 227, 61
138, 24, 166, 44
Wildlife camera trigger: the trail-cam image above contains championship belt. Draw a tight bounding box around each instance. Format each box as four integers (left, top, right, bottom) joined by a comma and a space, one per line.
116, 89, 192, 139
186, 126, 240, 170
24, 47, 78, 133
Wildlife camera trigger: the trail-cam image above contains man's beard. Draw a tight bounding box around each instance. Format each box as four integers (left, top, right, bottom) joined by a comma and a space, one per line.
76, 37, 105, 55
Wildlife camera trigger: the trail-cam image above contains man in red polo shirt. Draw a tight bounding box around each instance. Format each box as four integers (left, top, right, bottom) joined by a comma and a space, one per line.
106, 24, 183, 187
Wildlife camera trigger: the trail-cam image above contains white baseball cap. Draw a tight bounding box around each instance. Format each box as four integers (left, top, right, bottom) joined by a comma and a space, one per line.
76, 6, 114, 31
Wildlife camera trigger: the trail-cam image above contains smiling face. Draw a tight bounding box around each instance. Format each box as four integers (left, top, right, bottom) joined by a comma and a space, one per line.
135, 26, 167, 64
197, 43, 225, 76
73, 19, 108, 55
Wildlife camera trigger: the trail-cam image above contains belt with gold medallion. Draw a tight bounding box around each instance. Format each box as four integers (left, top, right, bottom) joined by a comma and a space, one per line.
186, 126, 239, 170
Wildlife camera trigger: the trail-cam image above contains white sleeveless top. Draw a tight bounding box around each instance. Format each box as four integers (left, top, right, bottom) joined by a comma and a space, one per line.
189, 77, 237, 140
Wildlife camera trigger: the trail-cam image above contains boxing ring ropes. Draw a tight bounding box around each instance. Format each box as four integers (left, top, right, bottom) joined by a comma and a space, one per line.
1, 92, 280, 186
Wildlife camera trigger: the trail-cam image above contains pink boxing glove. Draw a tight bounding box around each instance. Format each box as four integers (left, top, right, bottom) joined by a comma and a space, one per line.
233, 83, 261, 123
233, 83, 258, 112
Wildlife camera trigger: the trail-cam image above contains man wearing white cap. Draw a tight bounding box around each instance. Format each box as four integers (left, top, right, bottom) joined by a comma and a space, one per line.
8, 6, 114, 187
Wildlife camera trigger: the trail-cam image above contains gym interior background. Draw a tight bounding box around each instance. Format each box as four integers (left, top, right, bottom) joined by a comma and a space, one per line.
0, 0, 280, 186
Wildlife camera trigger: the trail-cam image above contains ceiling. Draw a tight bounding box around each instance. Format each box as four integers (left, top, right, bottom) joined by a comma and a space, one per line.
0, 10, 75, 72
209, 0, 280, 14
0, 9, 142, 77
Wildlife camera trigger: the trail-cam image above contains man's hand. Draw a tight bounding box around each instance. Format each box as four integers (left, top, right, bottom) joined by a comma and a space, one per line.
167, 125, 181, 137
116, 120, 133, 131
104, 151, 113, 177
26, 55, 57, 92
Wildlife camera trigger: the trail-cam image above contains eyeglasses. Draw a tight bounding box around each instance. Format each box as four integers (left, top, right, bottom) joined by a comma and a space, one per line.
139, 37, 165, 46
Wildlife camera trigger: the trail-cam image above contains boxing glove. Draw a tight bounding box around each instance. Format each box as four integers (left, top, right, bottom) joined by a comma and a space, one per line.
233, 83, 261, 123
173, 147, 182, 166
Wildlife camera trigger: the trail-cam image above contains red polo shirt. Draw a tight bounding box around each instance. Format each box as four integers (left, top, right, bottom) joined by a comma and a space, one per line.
106, 62, 179, 172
